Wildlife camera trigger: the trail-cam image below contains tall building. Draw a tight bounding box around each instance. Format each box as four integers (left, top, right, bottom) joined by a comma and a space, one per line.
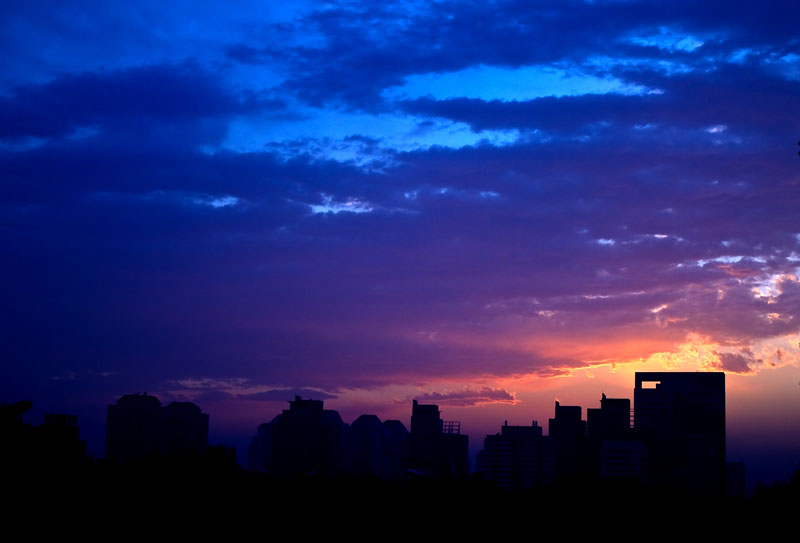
106, 393, 209, 463
380, 419, 410, 480
348, 414, 410, 479
163, 401, 209, 457
349, 414, 384, 476
548, 401, 586, 482
587, 395, 646, 480
634, 372, 725, 494
587, 394, 630, 441
106, 393, 163, 463
247, 396, 349, 476
477, 420, 553, 489
408, 400, 468, 477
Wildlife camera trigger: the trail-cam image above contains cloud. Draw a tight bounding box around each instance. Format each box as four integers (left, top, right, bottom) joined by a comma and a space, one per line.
0, 62, 281, 142
398, 64, 800, 138
414, 387, 518, 407
223, 1, 800, 110
4, 129, 800, 393
161, 379, 338, 404
715, 351, 757, 374
4, 0, 800, 423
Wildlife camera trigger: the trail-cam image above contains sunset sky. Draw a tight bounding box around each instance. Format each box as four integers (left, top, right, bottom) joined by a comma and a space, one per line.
2, 1, 799, 484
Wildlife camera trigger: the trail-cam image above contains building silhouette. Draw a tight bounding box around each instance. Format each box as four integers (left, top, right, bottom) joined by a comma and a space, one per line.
248, 398, 411, 479
586, 394, 646, 480
476, 420, 553, 489
408, 400, 469, 477
106, 393, 162, 463
241, 373, 729, 490
380, 419, 410, 479
587, 394, 630, 440
349, 414, 410, 479
247, 396, 349, 476
249, 398, 470, 479
349, 414, 383, 476
1, 402, 88, 474
548, 401, 586, 482
440, 418, 469, 476
105, 393, 209, 463
163, 401, 209, 457
634, 372, 725, 494
39, 413, 87, 466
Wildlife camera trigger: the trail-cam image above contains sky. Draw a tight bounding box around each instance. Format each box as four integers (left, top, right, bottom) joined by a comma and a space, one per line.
1, 1, 799, 485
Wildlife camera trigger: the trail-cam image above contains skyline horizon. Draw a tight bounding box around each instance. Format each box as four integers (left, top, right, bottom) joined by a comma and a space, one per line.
9, 368, 797, 490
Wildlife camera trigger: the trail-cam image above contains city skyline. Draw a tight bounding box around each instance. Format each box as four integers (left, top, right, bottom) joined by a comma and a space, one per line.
0, 369, 764, 493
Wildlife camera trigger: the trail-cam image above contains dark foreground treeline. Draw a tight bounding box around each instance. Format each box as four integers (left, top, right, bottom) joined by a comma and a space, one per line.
4, 445, 799, 533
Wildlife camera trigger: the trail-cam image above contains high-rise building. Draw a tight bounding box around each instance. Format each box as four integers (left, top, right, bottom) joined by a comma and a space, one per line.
105, 393, 209, 463
477, 420, 553, 488
634, 372, 725, 494
380, 419, 410, 480
587, 394, 646, 480
348, 414, 410, 479
408, 400, 468, 477
163, 401, 209, 456
587, 394, 630, 440
349, 414, 384, 476
247, 396, 349, 476
106, 393, 163, 463
548, 401, 586, 482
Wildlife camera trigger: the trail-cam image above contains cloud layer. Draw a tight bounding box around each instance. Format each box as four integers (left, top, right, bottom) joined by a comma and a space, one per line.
1, 2, 799, 448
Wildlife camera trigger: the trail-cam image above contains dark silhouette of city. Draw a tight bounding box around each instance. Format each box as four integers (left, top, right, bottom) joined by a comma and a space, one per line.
475, 374, 727, 494
246, 396, 467, 478
2, 371, 797, 530
96, 371, 738, 494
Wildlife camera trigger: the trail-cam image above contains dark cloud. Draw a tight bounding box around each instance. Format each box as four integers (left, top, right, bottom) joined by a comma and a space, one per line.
414, 387, 518, 407
715, 351, 757, 374
399, 64, 800, 142
225, 1, 800, 109
3, 127, 799, 394
0, 62, 281, 142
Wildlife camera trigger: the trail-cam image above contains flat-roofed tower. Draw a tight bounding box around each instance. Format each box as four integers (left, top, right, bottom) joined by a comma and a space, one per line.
634, 372, 725, 494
